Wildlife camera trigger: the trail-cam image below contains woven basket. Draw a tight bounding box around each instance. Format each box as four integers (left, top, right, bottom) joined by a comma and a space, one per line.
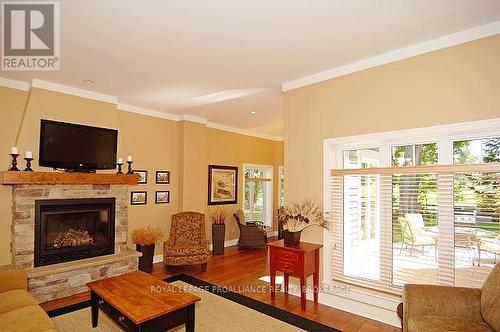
212, 224, 226, 255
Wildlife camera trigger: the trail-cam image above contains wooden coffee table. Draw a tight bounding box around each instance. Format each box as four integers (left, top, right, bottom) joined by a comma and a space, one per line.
87, 271, 200, 331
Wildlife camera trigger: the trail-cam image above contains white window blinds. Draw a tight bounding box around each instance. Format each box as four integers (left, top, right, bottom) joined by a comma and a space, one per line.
329, 163, 500, 292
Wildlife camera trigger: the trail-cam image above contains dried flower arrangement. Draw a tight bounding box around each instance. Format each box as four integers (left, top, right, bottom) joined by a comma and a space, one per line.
131, 225, 163, 246
208, 206, 226, 225
278, 200, 329, 232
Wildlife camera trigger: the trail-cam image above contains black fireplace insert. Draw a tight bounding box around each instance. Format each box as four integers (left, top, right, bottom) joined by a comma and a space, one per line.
35, 198, 115, 267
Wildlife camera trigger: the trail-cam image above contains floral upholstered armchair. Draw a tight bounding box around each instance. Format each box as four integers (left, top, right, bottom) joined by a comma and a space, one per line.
163, 212, 210, 271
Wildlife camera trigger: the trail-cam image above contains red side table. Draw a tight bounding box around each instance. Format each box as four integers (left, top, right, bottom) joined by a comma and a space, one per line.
268, 240, 322, 311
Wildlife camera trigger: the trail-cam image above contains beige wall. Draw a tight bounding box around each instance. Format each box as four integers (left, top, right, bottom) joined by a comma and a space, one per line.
206, 128, 284, 241
118, 111, 180, 255
0, 85, 284, 264
16, 88, 123, 167
284, 35, 500, 245
0, 87, 29, 265
179, 121, 207, 213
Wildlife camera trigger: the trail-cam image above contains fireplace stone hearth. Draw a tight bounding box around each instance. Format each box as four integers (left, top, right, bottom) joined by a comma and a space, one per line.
11, 184, 128, 269
10, 183, 137, 302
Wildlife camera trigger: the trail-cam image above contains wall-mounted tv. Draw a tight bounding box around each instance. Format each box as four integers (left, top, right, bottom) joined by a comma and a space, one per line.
39, 120, 118, 171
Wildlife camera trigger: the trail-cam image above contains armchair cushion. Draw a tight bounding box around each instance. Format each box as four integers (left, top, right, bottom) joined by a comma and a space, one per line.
169, 212, 207, 247
403, 284, 483, 330
0, 305, 56, 332
0, 290, 37, 314
408, 315, 493, 332
481, 262, 500, 331
164, 245, 210, 257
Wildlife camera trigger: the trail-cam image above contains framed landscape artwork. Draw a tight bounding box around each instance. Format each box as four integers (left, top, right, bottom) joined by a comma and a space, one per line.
208, 165, 238, 205
155, 191, 170, 204
134, 170, 148, 184
156, 171, 170, 184
130, 191, 147, 205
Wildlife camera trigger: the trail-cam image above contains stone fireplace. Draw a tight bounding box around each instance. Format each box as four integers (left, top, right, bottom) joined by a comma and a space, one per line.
8, 180, 140, 303
34, 198, 116, 267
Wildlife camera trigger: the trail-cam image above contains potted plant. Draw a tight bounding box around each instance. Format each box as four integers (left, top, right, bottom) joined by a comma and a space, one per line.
278, 200, 329, 247
209, 206, 226, 255
132, 225, 163, 273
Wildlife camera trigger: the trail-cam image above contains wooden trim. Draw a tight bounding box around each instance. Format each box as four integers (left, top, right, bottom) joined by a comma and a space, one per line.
0, 171, 139, 185
245, 177, 272, 182
330, 163, 500, 176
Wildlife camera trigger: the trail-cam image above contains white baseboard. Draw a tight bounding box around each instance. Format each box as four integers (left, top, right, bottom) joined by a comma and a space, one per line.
153, 254, 163, 264
267, 230, 278, 237
153, 238, 241, 264
283, 282, 401, 327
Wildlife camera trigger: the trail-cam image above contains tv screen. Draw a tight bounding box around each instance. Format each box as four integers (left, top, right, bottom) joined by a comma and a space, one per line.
39, 120, 118, 170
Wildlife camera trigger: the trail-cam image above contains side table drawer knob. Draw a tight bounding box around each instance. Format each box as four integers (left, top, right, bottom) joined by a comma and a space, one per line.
98, 300, 104, 305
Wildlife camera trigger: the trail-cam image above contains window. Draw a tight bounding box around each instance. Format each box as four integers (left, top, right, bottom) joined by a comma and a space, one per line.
325, 125, 500, 293
391, 144, 439, 285
453, 137, 499, 287
392, 143, 437, 166
342, 149, 381, 281
278, 166, 285, 207
243, 164, 273, 226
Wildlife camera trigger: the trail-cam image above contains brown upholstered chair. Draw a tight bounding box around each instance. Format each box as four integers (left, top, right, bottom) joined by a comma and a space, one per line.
400, 262, 500, 332
163, 212, 210, 271
233, 210, 268, 249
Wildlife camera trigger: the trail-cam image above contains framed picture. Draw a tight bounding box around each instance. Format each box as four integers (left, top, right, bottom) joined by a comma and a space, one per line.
155, 191, 170, 204
130, 191, 147, 205
156, 170, 170, 184
208, 165, 238, 205
134, 170, 148, 184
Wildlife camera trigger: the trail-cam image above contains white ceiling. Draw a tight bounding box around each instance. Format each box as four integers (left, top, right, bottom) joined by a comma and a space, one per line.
2, 0, 500, 138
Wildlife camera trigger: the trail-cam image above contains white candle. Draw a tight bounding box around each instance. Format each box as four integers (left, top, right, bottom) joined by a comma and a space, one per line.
10, 147, 18, 155
25, 151, 32, 159
117, 157, 123, 164
127, 155, 133, 162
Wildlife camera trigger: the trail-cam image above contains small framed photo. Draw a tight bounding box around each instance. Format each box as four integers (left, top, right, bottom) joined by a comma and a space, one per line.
134, 170, 148, 184
156, 170, 170, 184
155, 191, 170, 204
130, 191, 147, 205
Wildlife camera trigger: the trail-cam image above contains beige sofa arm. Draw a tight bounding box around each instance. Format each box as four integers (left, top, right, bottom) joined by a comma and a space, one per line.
0, 269, 28, 293
402, 284, 482, 331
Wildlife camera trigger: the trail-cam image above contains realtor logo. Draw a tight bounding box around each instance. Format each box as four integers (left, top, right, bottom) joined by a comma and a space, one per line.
2, 1, 60, 71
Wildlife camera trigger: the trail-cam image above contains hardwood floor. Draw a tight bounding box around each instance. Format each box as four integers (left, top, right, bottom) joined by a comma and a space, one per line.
41, 241, 401, 332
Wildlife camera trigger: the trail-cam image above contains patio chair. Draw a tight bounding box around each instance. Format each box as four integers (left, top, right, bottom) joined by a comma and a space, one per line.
398, 214, 437, 258
478, 233, 500, 265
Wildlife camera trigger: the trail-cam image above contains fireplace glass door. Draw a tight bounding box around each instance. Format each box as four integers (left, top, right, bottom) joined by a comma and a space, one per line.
35, 198, 115, 267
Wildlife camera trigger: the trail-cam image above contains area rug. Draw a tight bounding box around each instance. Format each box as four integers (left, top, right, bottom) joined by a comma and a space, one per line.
49, 274, 338, 332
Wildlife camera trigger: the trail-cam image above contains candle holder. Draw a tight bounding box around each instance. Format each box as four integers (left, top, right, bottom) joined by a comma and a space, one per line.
116, 162, 123, 174
23, 158, 33, 172
9, 153, 20, 171
126, 161, 134, 174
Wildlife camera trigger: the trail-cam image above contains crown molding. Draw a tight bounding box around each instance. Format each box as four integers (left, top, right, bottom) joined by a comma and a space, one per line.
31, 79, 118, 104
117, 103, 180, 121
180, 114, 208, 125
0, 77, 30, 91
282, 20, 500, 92
0, 76, 282, 141
207, 122, 284, 141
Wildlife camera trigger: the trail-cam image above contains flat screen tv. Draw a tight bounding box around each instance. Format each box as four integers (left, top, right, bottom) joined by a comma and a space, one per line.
39, 120, 118, 171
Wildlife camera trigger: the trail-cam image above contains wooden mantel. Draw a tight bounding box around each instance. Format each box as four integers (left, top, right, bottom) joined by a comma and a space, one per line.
0, 171, 139, 185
